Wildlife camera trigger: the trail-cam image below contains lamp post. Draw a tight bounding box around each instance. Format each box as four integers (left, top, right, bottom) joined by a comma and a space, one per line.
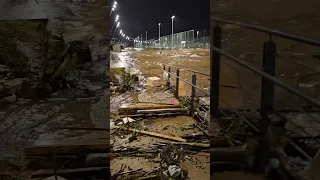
110, 1, 117, 15
158, 23, 161, 48
197, 31, 199, 42
171, 15, 175, 49
110, 15, 119, 35
112, 22, 120, 38
141, 34, 143, 48
146, 31, 148, 48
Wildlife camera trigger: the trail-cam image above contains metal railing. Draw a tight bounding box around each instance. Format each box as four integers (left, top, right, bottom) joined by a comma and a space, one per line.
211, 17, 320, 173
162, 63, 210, 120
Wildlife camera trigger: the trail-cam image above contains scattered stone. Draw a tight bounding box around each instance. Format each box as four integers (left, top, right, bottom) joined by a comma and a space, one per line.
190, 54, 200, 57
161, 162, 168, 168
123, 117, 135, 124
168, 165, 181, 178
4, 94, 17, 104
3, 78, 28, 94
0, 64, 9, 73
146, 77, 161, 87
113, 45, 121, 52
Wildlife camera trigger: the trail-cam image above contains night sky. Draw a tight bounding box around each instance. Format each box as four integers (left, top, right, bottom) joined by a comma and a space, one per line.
111, 0, 210, 40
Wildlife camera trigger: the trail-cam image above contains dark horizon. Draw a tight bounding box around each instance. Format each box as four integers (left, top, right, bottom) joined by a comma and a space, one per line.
110, 0, 210, 40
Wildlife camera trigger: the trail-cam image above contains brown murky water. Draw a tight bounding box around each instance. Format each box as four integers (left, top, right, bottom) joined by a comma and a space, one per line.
211, 0, 320, 109
132, 48, 243, 109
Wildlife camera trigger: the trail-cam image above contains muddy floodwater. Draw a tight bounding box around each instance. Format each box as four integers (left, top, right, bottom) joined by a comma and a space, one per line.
110, 48, 210, 179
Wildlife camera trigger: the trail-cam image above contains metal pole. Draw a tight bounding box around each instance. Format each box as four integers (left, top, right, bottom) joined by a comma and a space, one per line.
253, 39, 276, 173
193, 29, 194, 43
172, 18, 174, 49
168, 67, 171, 87
210, 25, 221, 121
112, 28, 118, 39
197, 32, 199, 42
191, 74, 197, 116
176, 69, 180, 97
141, 34, 143, 48
159, 24, 161, 47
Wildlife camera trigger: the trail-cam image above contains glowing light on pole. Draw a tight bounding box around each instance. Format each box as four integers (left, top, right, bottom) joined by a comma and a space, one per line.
111, 1, 117, 15
158, 23, 161, 47
171, 15, 175, 49
111, 21, 120, 38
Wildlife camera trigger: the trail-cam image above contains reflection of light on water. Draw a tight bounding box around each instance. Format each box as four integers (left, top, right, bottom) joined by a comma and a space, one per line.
111, 49, 146, 88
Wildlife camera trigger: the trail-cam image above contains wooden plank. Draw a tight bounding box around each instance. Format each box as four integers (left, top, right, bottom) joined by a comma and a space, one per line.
31, 167, 109, 178
159, 141, 210, 148
137, 108, 187, 114
115, 126, 187, 142
24, 138, 109, 156
119, 104, 181, 111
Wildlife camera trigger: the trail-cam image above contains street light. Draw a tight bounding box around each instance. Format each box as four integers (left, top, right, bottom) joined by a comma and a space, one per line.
197, 31, 199, 42
110, 15, 120, 36
111, 22, 120, 39
171, 15, 175, 49
158, 23, 161, 47
111, 1, 117, 15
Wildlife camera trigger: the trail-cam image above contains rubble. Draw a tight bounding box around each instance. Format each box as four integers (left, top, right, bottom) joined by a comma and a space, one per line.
3, 78, 28, 95
146, 76, 161, 87
168, 165, 182, 178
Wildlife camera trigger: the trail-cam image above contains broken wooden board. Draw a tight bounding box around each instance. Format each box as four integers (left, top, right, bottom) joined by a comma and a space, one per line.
159, 141, 210, 148
119, 104, 181, 114
24, 138, 109, 156
137, 108, 187, 114
115, 126, 187, 142
31, 167, 109, 178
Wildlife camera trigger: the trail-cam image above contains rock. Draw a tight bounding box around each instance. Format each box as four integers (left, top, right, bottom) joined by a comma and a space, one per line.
3, 78, 28, 95
85, 153, 109, 167
190, 54, 200, 57
123, 117, 135, 124
0, 64, 9, 74
147, 77, 161, 87
18, 82, 52, 100
168, 165, 181, 178
4, 94, 17, 104
112, 45, 121, 52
